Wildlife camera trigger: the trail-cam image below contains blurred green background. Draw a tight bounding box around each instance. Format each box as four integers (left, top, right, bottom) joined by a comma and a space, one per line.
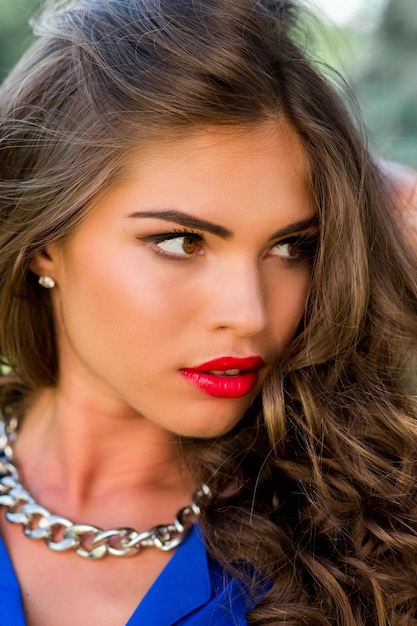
0, 0, 416, 167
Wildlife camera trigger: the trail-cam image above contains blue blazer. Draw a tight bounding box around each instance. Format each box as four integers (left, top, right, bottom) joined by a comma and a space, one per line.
0, 525, 249, 625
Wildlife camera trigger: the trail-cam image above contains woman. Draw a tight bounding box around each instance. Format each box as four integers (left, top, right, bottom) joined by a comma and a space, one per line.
1, 0, 417, 624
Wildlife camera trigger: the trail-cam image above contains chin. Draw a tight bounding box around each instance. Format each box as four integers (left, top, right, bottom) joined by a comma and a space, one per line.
175, 417, 243, 440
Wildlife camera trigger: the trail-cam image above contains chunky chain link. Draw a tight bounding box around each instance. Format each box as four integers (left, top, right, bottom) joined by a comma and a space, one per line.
0, 419, 210, 559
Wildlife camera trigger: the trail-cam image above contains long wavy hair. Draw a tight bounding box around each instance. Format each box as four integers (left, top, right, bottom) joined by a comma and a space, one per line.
1, 0, 417, 623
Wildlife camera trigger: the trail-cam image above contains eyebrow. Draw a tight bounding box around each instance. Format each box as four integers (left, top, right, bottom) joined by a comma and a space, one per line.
126, 209, 318, 240
270, 215, 319, 240
127, 209, 232, 238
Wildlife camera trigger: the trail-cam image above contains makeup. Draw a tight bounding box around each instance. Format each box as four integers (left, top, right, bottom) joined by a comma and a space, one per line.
181, 356, 264, 398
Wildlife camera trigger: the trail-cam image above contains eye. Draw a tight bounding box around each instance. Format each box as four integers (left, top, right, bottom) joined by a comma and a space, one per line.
157, 235, 199, 255
271, 242, 293, 258
269, 235, 318, 263
151, 232, 203, 257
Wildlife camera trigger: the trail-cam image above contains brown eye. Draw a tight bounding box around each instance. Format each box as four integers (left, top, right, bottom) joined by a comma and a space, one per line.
153, 233, 203, 256
271, 242, 292, 258
269, 235, 318, 264
182, 236, 199, 254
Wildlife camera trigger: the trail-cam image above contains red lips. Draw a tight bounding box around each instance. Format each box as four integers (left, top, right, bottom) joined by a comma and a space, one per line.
181, 356, 264, 398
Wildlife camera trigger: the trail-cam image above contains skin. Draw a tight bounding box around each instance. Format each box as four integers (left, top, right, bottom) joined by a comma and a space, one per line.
380, 160, 417, 244
2, 121, 315, 625
29, 121, 315, 445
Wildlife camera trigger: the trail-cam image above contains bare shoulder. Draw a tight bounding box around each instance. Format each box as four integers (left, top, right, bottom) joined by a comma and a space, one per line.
378, 160, 417, 241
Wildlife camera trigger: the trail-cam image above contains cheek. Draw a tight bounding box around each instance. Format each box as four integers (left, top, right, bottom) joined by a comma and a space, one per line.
54, 248, 194, 357
267, 266, 310, 347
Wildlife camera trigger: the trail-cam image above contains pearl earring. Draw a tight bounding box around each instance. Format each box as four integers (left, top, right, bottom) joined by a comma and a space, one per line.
38, 276, 55, 289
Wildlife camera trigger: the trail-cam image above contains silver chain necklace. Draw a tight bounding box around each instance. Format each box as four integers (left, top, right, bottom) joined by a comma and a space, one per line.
0, 418, 210, 560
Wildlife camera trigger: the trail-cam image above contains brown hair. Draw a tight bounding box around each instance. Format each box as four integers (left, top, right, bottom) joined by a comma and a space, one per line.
1, 0, 417, 623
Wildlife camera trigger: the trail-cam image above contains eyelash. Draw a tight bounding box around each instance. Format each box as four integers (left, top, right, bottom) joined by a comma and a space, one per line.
141, 229, 318, 263
274, 234, 318, 264
141, 228, 204, 260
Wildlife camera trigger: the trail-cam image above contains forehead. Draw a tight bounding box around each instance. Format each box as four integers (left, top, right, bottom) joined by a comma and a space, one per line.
70, 120, 314, 243
121, 121, 309, 182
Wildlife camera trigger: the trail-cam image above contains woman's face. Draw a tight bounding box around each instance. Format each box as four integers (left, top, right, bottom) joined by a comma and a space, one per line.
36, 122, 316, 437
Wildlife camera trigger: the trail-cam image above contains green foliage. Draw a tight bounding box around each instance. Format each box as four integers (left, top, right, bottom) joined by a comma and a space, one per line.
0, 0, 40, 81
304, 0, 417, 167
353, 0, 417, 167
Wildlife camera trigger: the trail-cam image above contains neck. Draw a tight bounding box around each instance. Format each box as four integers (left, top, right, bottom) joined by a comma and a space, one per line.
13, 388, 193, 527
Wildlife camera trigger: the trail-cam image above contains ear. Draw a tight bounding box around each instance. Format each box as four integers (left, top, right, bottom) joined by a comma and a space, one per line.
28, 245, 58, 280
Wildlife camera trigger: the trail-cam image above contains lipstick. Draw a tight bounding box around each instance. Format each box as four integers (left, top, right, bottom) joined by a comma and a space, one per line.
181, 356, 264, 399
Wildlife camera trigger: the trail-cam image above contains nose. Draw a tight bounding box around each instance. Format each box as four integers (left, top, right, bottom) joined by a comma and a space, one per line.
206, 259, 268, 338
